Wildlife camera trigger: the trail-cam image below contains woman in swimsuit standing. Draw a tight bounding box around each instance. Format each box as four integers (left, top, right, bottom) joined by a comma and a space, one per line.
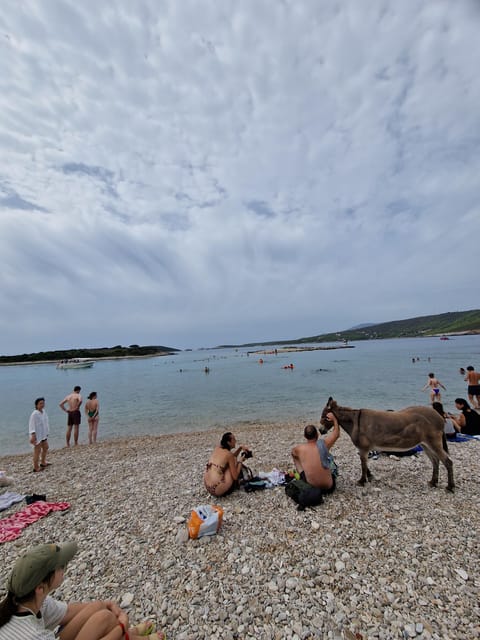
422, 373, 446, 404
204, 432, 251, 497
85, 392, 99, 445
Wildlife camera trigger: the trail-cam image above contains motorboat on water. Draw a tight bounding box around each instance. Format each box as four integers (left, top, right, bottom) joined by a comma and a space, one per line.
56, 358, 95, 369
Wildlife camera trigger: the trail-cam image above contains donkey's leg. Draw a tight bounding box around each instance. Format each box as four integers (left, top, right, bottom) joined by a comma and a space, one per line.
421, 445, 439, 488
442, 455, 455, 493
435, 444, 455, 492
357, 450, 372, 485
424, 439, 455, 492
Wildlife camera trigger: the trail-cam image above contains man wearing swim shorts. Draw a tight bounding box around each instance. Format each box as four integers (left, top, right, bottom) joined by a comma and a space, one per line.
59, 386, 82, 447
465, 366, 480, 409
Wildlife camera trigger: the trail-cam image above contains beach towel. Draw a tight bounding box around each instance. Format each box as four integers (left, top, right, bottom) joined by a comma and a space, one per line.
0, 492, 25, 512
451, 433, 480, 443
0, 501, 70, 544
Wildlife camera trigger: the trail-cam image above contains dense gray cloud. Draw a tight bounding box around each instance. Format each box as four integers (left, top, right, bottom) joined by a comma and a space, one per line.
0, 0, 479, 354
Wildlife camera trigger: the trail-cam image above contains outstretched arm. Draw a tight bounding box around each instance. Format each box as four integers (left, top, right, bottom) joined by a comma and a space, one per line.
323, 413, 340, 450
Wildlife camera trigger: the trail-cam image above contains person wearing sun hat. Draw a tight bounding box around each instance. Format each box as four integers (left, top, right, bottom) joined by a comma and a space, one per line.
0, 542, 165, 640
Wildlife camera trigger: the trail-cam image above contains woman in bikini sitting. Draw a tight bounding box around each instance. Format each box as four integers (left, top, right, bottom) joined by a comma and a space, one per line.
204, 432, 251, 497
85, 392, 99, 445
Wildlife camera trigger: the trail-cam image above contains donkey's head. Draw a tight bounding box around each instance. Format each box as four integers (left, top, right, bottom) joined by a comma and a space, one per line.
319, 396, 338, 433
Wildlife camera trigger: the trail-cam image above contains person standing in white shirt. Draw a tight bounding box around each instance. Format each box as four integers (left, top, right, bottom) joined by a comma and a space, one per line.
29, 397, 50, 473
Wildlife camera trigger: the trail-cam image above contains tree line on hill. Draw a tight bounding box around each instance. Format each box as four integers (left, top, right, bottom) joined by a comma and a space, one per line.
0, 345, 179, 364
220, 309, 480, 349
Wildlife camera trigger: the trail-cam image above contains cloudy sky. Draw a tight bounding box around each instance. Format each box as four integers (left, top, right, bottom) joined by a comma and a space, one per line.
1, 1, 479, 354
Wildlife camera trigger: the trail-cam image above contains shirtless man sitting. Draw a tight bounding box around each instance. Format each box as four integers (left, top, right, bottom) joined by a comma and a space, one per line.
291, 412, 340, 492
59, 386, 82, 447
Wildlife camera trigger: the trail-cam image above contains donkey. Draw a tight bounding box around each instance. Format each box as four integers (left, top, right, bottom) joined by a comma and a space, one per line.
320, 397, 454, 492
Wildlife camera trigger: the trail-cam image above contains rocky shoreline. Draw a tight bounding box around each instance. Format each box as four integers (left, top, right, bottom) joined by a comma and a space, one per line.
0, 423, 479, 639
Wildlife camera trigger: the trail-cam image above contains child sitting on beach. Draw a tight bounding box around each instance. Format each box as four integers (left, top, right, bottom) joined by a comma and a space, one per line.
0, 541, 164, 640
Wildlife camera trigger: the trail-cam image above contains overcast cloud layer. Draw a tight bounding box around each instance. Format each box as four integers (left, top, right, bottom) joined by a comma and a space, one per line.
1, 1, 479, 354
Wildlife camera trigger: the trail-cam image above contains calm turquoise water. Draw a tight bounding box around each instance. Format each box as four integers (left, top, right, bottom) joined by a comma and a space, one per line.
1, 335, 479, 455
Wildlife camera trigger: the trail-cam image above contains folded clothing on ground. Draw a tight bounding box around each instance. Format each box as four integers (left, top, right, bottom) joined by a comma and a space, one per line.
0, 492, 26, 512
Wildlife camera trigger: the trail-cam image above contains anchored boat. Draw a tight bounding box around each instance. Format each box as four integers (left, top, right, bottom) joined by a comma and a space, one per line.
56, 358, 95, 369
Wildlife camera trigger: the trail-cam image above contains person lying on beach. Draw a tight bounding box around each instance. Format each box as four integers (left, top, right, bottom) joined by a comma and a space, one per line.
0, 542, 164, 640
291, 413, 340, 492
204, 432, 251, 497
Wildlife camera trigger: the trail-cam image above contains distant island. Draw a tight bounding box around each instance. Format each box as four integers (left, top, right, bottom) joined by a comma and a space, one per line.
217, 309, 480, 349
2, 309, 480, 364
0, 344, 179, 365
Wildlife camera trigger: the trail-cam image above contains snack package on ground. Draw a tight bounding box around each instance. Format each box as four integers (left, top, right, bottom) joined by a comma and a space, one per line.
188, 504, 224, 539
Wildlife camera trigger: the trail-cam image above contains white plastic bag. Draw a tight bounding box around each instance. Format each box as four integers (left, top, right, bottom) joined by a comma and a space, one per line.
188, 504, 224, 539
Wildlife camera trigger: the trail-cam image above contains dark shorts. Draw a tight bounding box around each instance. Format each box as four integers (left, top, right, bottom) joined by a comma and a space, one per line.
67, 410, 81, 426
300, 471, 336, 494
468, 385, 480, 395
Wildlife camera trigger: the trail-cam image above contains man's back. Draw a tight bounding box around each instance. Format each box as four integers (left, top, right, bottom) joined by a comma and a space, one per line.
293, 441, 332, 488
466, 370, 480, 385
63, 392, 82, 411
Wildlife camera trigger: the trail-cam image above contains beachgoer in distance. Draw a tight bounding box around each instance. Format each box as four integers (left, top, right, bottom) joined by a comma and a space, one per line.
29, 397, 50, 473
432, 401, 460, 441
59, 386, 82, 447
452, 398, 480, 436
422, 373, 446, 404
204, 432, 251, 497
85, 392, 99, 445
0, 541, 164, 640
291, 412, 340, 491
464, 366, 480, 409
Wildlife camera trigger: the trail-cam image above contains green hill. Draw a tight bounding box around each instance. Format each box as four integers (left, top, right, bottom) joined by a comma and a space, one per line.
229, 309, 480, 348
0, 344, 179, 364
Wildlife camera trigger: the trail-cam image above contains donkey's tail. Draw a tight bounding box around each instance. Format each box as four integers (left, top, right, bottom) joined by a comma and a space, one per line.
442, 433, 449, 454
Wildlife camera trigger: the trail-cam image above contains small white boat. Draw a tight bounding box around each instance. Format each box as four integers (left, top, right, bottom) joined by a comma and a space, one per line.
56, 358, 95, 369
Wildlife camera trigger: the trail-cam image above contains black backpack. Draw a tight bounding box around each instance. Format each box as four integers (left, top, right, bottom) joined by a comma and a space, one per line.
285, 478, 324, 510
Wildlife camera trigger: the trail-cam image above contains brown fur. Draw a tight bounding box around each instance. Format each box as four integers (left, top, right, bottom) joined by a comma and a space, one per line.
320, 397, 454, 492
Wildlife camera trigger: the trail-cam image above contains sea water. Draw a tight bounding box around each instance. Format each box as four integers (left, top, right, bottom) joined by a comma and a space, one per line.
1, 335, 479, 456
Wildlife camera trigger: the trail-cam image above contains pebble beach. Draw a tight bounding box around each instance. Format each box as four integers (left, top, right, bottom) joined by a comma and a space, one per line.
0, 423, 479, 640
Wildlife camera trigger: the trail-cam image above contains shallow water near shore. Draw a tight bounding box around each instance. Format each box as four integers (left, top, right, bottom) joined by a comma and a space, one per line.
1, 335, 479, 455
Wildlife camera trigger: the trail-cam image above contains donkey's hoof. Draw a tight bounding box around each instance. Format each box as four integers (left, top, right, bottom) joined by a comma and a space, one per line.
357, 479, 366, 487
446, 485, 455, 493
428, 480, 438, 488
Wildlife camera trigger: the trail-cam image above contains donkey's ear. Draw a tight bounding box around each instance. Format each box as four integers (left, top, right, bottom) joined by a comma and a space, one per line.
327, 396, 333, 404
